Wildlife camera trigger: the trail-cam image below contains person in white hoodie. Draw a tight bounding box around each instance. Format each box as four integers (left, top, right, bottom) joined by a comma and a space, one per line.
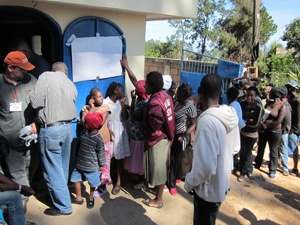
184, 73, 240, 225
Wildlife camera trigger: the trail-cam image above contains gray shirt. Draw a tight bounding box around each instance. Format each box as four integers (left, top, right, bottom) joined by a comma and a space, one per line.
30, 71, 78, 124
0, 73, 37, 146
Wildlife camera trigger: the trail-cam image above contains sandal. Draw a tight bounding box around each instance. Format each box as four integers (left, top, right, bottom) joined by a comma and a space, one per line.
142, 199, 163, 209
71, 198, 84, 205
111, 185, 121, 195
142, 187, 156, 195
247, 174, 254, 180
87, 198, 94, 209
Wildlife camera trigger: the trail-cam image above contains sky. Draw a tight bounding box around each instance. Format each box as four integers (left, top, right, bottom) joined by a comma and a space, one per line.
145, 0, 300, 47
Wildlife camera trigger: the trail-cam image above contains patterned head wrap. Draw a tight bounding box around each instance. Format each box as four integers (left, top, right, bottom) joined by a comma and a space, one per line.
136, 80, 148, 100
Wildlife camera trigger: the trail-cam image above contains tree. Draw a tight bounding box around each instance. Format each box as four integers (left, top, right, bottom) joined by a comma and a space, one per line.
145, 39, 185, 59
257, 42, 296, 86
282, 18, 300, 54
215, 0, 277, 63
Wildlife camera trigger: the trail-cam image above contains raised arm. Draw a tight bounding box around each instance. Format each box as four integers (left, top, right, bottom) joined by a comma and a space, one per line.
120, 54, 138, 87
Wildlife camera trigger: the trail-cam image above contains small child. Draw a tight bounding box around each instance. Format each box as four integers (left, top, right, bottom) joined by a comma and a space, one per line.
70, 112, 106, 209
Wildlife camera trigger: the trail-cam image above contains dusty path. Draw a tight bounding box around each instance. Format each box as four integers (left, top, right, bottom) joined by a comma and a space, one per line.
25, 155, 300, 225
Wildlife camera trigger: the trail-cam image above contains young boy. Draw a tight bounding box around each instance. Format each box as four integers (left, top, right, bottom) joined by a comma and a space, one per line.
71, 112, 106, 209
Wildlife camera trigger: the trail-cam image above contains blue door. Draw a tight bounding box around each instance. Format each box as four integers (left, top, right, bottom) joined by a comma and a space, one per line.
63, 16, 126, 132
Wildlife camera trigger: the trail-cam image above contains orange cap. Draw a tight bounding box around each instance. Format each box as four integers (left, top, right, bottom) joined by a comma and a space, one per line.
4, 51, 35, 71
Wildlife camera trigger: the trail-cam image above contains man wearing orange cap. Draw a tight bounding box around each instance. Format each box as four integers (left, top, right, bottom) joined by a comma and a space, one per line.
0, 51, 36, 202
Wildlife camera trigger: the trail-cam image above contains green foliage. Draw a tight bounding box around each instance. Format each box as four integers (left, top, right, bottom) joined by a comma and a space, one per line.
260, 6, 278, 46
282, 17, 300, 53
145, 38, 189, 59
215, 0, 277, 63
257, 42, 299, 87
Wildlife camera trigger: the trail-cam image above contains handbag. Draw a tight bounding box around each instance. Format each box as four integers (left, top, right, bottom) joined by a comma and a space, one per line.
0, 135, 9, 158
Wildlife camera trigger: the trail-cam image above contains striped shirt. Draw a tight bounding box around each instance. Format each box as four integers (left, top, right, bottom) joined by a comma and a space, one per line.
175, 101, 197, 134
30, 71, 77, 124
76, 131, 106, 172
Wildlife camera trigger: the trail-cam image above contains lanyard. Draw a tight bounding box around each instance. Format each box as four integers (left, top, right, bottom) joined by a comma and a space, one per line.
8, 84, 19, 102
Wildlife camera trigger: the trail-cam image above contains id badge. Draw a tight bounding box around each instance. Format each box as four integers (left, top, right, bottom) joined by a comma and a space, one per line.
9, 102, 22, 112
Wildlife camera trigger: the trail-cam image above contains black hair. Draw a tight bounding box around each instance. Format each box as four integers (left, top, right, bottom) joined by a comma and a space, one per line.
177, 83, 193, 100
246, 86, 258, 96
105, 82, 123, 98
90, 87, 101, 97
226, 86, 239, 101
199, 73, 222, 99
146, 71, 163, 93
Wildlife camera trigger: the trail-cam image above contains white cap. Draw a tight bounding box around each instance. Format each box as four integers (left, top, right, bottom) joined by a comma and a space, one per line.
19, 125, 38, 147
163, 75, 172, 90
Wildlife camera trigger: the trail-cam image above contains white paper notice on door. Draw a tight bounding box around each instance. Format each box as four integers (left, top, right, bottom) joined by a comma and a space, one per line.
71, 36, 123, 82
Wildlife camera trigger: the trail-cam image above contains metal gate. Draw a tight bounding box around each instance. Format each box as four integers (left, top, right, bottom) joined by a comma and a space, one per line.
180, 49, 243, 104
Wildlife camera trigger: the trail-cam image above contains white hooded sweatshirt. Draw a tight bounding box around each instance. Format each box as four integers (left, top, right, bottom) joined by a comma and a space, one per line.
184, 105, 240, 202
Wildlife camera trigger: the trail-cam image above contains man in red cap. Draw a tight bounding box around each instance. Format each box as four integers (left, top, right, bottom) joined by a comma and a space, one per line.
0, 51, 36, 208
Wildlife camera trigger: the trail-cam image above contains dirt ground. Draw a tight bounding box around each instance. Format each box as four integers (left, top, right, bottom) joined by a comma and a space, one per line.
24, 150, 300, 225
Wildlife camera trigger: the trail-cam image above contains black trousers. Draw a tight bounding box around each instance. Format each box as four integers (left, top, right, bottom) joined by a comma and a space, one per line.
239, 135, 257, 175
168, 137, 184, 188
194, 194, 221, 225
255, 130, 281, 174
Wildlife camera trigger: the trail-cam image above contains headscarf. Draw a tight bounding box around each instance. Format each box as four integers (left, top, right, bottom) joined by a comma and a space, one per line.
270, 86, 288, 99
163, 75, 172, 90
136, 80, 148, 100
85, 112, 103, 130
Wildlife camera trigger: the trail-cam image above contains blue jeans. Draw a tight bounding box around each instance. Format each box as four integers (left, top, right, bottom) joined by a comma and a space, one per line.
0, 191, 26, 225
193, 194, 221, 225
288, 133, 298, 155
278, 133, 289, 172
39, 123, 73, 213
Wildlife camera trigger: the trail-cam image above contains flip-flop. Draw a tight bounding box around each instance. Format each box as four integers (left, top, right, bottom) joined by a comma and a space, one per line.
142, 187, 156, 195
142, 199, 163, 209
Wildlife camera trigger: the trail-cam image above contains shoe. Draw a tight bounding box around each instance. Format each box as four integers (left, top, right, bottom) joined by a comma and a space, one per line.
26, 222, 37, 225
169, 187, 177, 196
44, 207, 72, 216
238, 175, 244, 182
87, 198, 95, 209
292, 168, 299, 174
111, 185, 121, 195
94, 185, 108, 198
142, 187, 156, 195
176, 179, 181, 184
71, 198, 84, 205
163, 185, 168, 192
142, 199, 163, 209
283, 170, 289, 176
133, 182, 147, 190
247, 173, 254, 180
269, 173, 276, 179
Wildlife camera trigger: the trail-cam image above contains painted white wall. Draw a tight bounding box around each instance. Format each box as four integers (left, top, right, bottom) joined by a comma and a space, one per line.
36, 0, 198, 19
0, 0, 197, 96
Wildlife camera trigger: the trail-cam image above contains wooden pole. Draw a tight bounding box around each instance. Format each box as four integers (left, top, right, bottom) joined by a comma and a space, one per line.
252, 0, 260, 66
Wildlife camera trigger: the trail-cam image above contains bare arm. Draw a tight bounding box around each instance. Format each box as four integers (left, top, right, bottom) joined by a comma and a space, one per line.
120, 55, 138, 87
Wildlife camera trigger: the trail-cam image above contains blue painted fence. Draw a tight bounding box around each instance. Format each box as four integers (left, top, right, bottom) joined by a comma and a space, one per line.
180, 49, 243, 104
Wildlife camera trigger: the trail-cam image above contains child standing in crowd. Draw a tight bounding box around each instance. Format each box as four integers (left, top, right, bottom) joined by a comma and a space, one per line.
70, 112, 106, 209
86, 88, 112, 195
104, 82, 130, 195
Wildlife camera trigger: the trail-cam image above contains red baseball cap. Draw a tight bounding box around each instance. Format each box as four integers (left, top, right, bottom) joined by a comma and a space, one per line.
4, 51, 35, 71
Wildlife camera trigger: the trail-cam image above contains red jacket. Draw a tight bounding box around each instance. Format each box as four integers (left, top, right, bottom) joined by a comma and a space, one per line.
145, 90, 175, 147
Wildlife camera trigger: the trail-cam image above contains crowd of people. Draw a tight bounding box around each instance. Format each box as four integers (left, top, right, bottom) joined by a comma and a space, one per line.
0, 47, 299, 225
